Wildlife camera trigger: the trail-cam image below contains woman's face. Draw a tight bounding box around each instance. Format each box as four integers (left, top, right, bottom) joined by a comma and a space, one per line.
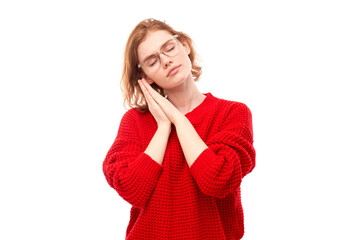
137, 30, 192, 90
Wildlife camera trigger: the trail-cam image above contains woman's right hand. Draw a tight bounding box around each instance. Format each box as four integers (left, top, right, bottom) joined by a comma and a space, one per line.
138, 78, 171, 128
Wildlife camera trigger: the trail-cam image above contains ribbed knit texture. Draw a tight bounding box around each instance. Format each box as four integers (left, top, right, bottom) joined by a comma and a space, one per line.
103, 92, 256, 240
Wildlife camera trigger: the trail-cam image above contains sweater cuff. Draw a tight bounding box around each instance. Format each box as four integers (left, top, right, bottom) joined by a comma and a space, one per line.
128, 152, 164, 180
189, 148, 218, 180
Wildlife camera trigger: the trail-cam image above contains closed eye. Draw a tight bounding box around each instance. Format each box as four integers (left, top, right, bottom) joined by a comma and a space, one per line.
166, 47, 175, 52
149, 59, 158, 66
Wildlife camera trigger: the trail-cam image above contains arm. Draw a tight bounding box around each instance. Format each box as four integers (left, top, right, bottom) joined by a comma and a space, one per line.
102, 111, 169, 208
174, 117, 208, 168
144, 124, 171, 165
174, 103, 256, 199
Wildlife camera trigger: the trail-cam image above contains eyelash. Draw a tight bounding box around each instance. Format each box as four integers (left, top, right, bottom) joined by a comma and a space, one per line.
149, 46, 175, 66
150, 60, 157, 66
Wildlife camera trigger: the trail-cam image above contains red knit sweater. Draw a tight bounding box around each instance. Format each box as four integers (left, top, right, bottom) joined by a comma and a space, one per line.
103, 92, 256, 240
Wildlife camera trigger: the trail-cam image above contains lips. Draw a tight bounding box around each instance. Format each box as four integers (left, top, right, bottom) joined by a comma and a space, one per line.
167, 65, 180, 77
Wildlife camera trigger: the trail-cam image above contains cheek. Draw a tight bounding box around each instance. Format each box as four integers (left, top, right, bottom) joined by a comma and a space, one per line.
184, 57, 193, 74
179, 50, 192, 70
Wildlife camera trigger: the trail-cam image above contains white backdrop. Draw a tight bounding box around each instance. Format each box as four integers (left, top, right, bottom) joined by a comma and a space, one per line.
1, 0, 359, 239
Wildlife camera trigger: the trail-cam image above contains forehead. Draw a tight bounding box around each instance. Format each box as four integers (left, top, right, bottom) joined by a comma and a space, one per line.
137, 30, 173, 59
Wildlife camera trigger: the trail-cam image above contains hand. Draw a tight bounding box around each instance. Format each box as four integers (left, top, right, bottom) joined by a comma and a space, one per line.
138, 78, 171, 127
138, 78, 185, 126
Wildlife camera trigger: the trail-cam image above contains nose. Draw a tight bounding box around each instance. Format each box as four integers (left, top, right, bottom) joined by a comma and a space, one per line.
159, 53, 173, 68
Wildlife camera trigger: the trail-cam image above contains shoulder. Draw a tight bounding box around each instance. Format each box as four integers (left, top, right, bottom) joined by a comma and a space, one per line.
123, 107, 150, 119
210, 93, 252, 117
120, 108, 142, 126
208, 94, 253, 133
121, 107, 155, 128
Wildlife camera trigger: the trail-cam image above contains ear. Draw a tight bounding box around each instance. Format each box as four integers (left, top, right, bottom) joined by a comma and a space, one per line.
182, 40, 191, 55
141, 71, 154, 84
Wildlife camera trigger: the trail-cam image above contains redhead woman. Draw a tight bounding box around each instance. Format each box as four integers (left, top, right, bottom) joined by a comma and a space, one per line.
102, 18, 256, 240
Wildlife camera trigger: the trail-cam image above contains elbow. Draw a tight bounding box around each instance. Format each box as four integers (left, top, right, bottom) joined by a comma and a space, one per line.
190, 152, 243, 198
241, 153, 256, 177
112, 173, 150, 209
198, 174, 242, 199
117, 188, 148, 209
104, 152, 163, 209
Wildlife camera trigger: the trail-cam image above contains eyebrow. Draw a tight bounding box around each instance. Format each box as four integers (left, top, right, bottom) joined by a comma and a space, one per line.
141, 38, 174, 63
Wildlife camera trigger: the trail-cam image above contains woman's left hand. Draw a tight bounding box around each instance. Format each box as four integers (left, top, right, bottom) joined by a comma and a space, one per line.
138, 79, 185, 125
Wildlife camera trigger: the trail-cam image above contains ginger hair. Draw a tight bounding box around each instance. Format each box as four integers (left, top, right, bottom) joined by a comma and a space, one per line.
120, 18, 202, 112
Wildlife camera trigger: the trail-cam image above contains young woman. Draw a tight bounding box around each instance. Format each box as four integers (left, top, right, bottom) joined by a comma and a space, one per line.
102, 18, 256, 240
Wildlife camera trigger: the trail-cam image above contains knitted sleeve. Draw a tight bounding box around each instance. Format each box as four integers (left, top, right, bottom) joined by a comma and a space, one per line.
102, 110, 164, 208
189, 103, 256, 199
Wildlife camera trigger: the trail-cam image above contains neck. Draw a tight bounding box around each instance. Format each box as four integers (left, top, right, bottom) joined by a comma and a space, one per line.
164, 74, 206, 115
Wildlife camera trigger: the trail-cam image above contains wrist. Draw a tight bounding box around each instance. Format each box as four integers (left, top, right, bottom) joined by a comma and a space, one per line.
174, 115, 188, 128
157, 123, 171, 132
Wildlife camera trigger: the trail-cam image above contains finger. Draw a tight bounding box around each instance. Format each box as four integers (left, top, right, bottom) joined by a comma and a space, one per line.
138, 80, 151, 102
141, 80, 176, 114
141, 79, 166, 104
138, 80, 157, 106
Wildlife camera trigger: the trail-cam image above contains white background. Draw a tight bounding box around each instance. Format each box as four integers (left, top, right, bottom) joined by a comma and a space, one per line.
1, 0, 359, 239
